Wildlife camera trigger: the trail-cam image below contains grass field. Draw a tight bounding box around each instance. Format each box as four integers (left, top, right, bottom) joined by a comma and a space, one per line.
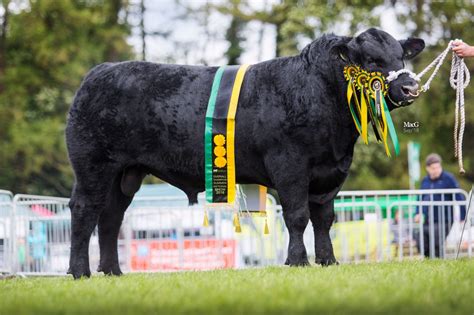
0, 259, 473, 315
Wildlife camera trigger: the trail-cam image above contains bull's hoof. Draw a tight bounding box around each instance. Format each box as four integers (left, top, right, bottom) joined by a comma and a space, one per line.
284, 257, 310, 267
67, 266, 91, 279
97, 264, 123, 276
315, 258, 339, 266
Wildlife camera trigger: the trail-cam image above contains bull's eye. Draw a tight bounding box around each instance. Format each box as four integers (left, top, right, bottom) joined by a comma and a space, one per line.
367, 57, 383, 68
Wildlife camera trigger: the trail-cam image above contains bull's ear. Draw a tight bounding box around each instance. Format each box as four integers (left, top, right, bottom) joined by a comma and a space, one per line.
399, 38, 425, 59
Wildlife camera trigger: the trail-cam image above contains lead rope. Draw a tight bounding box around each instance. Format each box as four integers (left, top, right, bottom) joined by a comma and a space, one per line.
449, 49, 469, 174
387, 39, 470, 174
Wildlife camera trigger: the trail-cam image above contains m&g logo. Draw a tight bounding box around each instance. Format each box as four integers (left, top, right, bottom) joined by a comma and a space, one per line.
403, 121, 420, 133
213, 134, 227, 168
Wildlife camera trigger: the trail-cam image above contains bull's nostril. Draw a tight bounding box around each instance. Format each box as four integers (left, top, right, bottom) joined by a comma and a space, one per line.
402, 84, 420, 97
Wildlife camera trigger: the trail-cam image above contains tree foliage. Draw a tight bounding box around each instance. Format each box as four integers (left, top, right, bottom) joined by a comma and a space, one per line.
0, 0, 472, 196
224, 0, 246, 64
0, 0, 133, 196
214, 0, 382, 56
212, 0, 473, 190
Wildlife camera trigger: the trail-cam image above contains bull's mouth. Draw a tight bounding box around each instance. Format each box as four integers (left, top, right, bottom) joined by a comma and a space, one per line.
387, 93, 417, 107
388, 84, 421, 107
386, 83, 421, 107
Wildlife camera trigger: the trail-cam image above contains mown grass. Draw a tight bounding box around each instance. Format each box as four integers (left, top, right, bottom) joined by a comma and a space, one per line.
0, 259, 473, 315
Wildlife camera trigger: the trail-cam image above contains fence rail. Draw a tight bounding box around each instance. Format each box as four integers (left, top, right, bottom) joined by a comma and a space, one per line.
0, 188, 472, 276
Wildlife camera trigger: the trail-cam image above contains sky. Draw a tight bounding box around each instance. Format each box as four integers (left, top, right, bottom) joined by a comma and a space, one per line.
127, 0, 413, 66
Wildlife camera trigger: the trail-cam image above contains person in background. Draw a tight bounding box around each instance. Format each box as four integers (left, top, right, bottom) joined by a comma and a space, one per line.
17, 238, 26, 272
452, 40, 474, 58
414, 153, 466, 258
28, 222, 47, 272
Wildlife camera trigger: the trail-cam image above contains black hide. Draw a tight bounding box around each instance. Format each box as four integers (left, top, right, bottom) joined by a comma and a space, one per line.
66, 28, 424, 278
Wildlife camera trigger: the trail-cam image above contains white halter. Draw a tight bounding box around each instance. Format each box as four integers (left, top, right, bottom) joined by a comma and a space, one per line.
386, 68, 418, 83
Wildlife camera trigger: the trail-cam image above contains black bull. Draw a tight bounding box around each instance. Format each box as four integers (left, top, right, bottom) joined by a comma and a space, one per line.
66, 28, 425, 278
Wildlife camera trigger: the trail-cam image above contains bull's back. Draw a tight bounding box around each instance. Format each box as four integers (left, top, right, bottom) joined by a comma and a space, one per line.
67, 61, 217, 167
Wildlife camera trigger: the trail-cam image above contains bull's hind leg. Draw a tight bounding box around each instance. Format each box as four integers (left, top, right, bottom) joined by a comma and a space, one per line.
96, 190, 131, 276
68, 170, 115, 279
309, 200, 338, 266
97, 167, 144, 275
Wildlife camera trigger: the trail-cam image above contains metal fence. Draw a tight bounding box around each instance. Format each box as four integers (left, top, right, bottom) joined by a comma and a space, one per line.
10, 194, 71, 276
0, 190, 13, 273
325, 188, 472, 262
119, 194, 287, 273
0, 188, 471, 276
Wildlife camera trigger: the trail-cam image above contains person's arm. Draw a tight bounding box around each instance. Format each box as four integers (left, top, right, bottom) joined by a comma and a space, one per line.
446, 173, 466, 221
415, 177, 429, 223
452, 40, 474, 58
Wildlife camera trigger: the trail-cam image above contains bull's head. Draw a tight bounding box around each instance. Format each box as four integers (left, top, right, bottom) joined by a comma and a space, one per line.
334, 28, 425, 108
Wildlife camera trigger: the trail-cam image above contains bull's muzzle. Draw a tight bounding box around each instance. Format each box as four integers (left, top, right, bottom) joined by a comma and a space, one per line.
401, 83, 420, 98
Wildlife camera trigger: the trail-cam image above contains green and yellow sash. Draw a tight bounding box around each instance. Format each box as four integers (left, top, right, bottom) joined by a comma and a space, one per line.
204, 65, 250, 203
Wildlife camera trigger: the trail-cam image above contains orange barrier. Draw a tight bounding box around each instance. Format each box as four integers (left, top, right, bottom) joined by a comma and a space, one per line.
130, 239, 236, 271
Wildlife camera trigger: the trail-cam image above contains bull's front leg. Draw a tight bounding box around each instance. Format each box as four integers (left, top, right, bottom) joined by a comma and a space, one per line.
309, 199, 338, 266
276, 179, 310, 266
265, 148, 310, 266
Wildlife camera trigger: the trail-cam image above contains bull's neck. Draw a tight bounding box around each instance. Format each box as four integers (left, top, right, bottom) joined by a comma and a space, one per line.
256, 55, 360, 159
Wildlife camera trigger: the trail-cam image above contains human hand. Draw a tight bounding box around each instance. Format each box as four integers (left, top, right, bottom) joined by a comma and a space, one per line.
452, 40, 474, 58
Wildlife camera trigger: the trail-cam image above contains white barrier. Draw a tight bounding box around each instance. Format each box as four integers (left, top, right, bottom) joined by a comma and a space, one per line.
11, 194, 70, 275
0, 188, 471, 275
3, 193, 286, 275
322, 189, 472, 262
0, 190, 13, 273
120, 203, 286, 272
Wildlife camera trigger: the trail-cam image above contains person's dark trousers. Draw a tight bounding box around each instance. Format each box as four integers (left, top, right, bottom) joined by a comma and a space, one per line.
416, 222, 451, 258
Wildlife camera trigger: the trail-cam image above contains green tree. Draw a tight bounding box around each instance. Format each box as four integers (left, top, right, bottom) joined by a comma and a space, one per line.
214, 0, 381, 57
224, 1, 246, 65
213, 0, 473, 191
0, 0, 133, 196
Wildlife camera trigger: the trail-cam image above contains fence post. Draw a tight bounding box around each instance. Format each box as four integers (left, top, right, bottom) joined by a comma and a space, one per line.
176, 211, 184, 269
0, 191, 13, 274
11, 195, 18, 274
376, 204, 383, 262
124, 215, 132, 272
468, 198, 472, 257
